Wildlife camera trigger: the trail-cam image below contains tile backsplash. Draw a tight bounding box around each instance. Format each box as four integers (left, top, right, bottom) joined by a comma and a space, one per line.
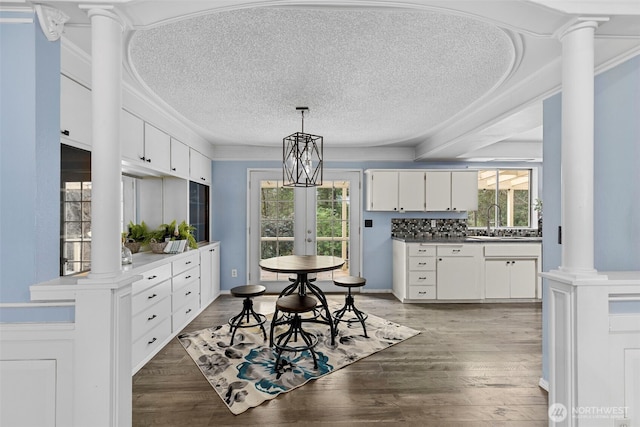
391, 218, 542, 238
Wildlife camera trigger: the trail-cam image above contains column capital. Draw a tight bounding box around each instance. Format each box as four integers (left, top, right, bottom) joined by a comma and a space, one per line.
79, 4, 125, 31
557, 16, 610, 40
34, 5, 70, 41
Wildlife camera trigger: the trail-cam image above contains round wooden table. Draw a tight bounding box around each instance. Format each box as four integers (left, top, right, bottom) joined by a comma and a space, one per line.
259, 255, 345, 344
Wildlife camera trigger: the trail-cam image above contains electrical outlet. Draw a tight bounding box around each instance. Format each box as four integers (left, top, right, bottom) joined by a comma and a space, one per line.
614, 418, 631, 427
231, 269, 237, 278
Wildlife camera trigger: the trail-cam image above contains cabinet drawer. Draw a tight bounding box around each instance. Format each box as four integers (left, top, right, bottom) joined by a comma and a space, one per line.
132, 296, 171, 340
132, 263, 172, 294
172, 251, 199, 275
132, 317, 171, 368
132, 280, 171, 314
409, 271, 436, 286
409, 286, 436, 300
484, 244, 541, 258
437, 245, 478, 257
408, 257, 436, 270
172, 265, 199, 291
408, 245, 436, 257
172, 294, 200, 332
173, 280, 200, 312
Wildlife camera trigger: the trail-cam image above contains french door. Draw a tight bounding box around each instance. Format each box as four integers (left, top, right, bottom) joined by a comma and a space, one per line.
248, 169, 361, 292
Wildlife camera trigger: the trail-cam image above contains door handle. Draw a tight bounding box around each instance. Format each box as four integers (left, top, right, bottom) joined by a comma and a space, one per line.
306, 238, 312, 242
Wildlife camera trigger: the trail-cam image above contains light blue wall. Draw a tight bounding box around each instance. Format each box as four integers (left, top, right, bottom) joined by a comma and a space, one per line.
540, 54, 640, 381
212, 160, 541, 291
0, 14, 71, 322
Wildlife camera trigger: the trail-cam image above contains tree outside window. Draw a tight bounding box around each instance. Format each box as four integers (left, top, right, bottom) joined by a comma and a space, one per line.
468, 169, 531, 228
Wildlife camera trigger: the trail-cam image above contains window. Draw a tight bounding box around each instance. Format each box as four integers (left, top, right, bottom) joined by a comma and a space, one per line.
189, 181, 210, 243
468, 169, 532, 228
60, 144, 92, 275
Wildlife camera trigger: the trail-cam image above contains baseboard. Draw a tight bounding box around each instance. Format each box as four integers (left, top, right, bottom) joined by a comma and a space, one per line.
539, 377, 549, 392
361, 289, 393, 294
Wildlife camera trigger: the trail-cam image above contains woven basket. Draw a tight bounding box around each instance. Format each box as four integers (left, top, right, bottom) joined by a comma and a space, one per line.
124, 241, 141, 254
149, 239, 168, 254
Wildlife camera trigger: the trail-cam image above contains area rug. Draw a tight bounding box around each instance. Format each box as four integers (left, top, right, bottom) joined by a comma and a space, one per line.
177, 308, 420, 415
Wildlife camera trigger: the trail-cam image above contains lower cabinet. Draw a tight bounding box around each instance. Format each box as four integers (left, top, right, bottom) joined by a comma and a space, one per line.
436, 245, 482, 300
485, 259, 537, 299
130, 245, 220, 374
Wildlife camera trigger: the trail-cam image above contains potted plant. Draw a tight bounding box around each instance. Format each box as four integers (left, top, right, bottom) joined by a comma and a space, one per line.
147, 220, 198, 253
123, 221, 149, 253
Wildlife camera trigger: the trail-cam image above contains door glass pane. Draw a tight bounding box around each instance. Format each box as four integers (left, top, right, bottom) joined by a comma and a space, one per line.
315, 180, 349, 280
260, 180, 294, 281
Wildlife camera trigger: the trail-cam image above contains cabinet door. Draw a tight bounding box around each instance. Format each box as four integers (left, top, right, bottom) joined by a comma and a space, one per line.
425, 171, 452, 211
485, 260, 511, 298
121, 109, 144, 162
368, 171, 398, 211
170, 138, 190, 177
451, 171, 478, 211
60, 75, 92, 146
199, 243, 220, 307
144, 123, 171, 172
398, 171, 425, 211
437, 256, 481, 299
190, 149, 211, 184
509, 259, 536, 298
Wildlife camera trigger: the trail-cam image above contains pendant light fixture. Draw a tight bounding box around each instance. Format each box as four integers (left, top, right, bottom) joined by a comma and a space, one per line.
283, 107, 323, 187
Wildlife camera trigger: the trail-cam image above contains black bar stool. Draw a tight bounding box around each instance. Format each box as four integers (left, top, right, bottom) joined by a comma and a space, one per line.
228, 285, 267, 345
332, 276, 368, 337
270, 294, 319, 371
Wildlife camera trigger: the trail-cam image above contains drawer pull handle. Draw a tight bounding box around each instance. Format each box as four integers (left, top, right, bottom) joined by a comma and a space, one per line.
148, 293, 157, 299
186, 261, 192, 265
148, 337, 157, 345
148, 314, 157, 321
452, 249, 461, 253
185, 291, 191, 296
418, 262, 426, 265
186, 309, 192, 314
419, 291, 427, 295
185, 275, 191, 279
148, 275, 157, 280
419, 277, 427, 280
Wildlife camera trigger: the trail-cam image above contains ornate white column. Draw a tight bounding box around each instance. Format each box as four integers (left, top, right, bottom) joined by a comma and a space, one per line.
558, 18, 607, 278
87, 6, 124, 278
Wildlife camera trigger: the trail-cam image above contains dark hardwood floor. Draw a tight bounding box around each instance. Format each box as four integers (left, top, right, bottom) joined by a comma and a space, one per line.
132, 293, 547, 426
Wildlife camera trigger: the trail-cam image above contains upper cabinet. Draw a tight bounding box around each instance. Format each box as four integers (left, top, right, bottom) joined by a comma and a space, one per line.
143, 123, 171, 173
60, 75, 92, 147
170, 138, 190, 178
190, 149, 211, 185
425, 170, 478, 212
366, 170, 425, 212
120, 113, 171, 174
121, 109, 144, 162
366, 169, 478, 212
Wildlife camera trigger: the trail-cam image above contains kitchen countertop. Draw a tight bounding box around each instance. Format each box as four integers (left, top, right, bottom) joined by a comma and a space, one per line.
392, 236, 542, 243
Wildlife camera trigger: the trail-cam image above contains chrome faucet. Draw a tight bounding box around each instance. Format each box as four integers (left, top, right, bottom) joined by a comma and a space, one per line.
486, 203, 502, 235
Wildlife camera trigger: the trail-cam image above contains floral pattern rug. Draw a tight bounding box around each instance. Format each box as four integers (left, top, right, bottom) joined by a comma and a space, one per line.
178, 308, 420, 415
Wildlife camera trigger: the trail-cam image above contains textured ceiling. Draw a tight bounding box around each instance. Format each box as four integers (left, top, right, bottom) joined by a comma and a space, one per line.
129, 7, 515, 147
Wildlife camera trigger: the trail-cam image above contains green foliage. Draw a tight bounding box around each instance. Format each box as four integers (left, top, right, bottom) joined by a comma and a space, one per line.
147, 220, 198, 249
126, 221, 149, 242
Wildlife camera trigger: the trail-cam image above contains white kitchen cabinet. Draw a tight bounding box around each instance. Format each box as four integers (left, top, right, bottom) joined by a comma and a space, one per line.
121, 109, 144, 162
366, 170, 424, 211
199, 242, 220, 307
485, 259, 536, 299
190, 149, 211, 185
60, 75, 92, 147
170, 138, 190, 178
144, 123, 171, 173
425, 170, 478, 211
436, 244, 482, 300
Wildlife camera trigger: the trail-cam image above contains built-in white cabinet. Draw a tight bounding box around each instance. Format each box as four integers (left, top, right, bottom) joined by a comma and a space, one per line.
60, 75, 92, 146
366, 170, 425, 211
170, 138, 190, 178
425, 170, 478, 211
436, 245, 482, 300
190, 149, 211, 185
366, 169, 477, 212
199, 242, 220, 307
121, 109, 144, 162
120, 118, 171, 173
143, 123, 171, 173
484, 244, 541, 299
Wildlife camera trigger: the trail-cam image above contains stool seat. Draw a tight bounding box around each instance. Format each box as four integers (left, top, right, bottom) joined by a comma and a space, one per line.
333, 276, 368, 338
333, 276, 366, 287
228, 285, 267, 345
276, 294, 317, 313
231, 284, 266, 298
